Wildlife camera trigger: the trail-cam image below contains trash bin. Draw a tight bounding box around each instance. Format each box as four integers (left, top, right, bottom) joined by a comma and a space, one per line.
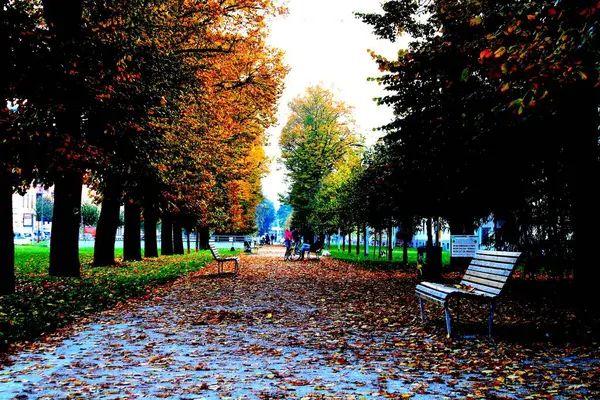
417, 246, 442, 281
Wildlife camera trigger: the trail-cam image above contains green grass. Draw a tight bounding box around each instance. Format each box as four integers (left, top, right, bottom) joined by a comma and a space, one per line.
329, 246, 451, 267
1, 245, 215, 352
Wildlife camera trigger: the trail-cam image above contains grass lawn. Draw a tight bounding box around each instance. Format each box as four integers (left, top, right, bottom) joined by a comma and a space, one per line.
1, 245, 215, 352
329, 246, 451, 267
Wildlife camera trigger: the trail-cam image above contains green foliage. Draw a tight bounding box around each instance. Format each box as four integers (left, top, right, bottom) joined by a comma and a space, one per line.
81, 203, 100, 227
0, 247, 213, 349
255, 199, 276, 235
279, 86, 361, 236
276, 205, 293, 229
35, 196, 53, 222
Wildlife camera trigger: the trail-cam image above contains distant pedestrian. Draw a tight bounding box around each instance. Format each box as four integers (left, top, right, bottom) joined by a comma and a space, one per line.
284, 227, 293, 250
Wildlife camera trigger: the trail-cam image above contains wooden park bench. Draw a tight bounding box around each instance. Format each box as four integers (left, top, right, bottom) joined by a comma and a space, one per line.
415, 250, 521, 337
208, 241, 239, 275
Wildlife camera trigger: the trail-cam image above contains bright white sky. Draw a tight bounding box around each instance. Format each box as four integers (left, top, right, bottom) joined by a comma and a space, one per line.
261, 0, 409, 208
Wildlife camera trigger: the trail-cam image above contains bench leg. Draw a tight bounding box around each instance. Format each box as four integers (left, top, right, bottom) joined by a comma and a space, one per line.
444, 305, 452, 338
489, 301, 495, 338
418, 298, 427, 323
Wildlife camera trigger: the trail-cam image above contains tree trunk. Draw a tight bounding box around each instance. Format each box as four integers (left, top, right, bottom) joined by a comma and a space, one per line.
93, 179, 121, 266
342, 234, 345, 251
364, 226, 368, 257
566, 87, 600, 309
198, 226, 209, 250
348, 233, 352, 253
144, 202, 158, 258
123, 200, 141, 261
356, 226, 360, 255
0, 168, 15, 295
173, 221, 184, 254
186, 229, 191, 254
387, 224, 393, 261
378, 230, 383, 258
403, 237, 408, 265
49, 170, 83, 277
195, 228, 199, 252
161, 213, 173, 255
426, 217, 433, 249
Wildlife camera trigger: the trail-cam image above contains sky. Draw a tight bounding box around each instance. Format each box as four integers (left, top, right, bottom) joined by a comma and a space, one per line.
261, 0, 410, 209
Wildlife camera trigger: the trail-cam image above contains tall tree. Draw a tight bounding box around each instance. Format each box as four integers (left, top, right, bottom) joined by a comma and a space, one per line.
279, 86, 360, 240
255, 199, 276, 235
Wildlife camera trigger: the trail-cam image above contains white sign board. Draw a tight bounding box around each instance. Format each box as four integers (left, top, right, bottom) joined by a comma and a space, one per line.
451, 235, 478, 257
228, 237, 234, 242
23, 213, 34, 227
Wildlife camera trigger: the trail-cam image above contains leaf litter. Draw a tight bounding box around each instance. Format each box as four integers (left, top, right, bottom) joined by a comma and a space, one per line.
0, 246, 599, 399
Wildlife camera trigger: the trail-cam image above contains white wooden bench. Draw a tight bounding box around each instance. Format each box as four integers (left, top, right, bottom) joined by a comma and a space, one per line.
208, 241, 239, 275
416, 250, 521, 337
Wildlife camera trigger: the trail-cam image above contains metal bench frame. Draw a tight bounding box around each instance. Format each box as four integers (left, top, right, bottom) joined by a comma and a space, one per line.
416, 250, 521, 337
208, 242, 239, 275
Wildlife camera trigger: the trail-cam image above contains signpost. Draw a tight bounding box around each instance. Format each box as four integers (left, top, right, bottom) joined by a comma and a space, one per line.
450, 235, 478, 258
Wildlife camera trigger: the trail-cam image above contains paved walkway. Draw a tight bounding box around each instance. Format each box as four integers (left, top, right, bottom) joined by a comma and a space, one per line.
1, 247, 598, 399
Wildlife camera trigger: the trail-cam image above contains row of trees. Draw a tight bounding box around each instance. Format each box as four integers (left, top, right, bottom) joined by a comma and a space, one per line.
1, 0, 287, 294
279, 1, 600, 295
341, 0, 598, 287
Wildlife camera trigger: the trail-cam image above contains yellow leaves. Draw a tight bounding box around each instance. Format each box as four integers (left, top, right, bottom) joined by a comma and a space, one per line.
500, 83, 510, 92
469, 16, 482, 26
494, 47, 507, 58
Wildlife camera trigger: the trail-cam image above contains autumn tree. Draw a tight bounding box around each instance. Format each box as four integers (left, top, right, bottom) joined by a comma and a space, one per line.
279, 86, 360, 242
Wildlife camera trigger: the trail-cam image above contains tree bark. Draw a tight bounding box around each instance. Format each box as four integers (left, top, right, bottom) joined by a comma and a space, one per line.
198, 226, 209, 250
49, 170, 83, 277
173, 221, 184, 254
161, 213, 173, 255
195, 227, 199, 252
348, 233, 352, 253
387, 223, 393, 261
356, 227, 360, 255
426, 217, 433, 249
93, 179, 121, 266
364, 226, 368, 257
123, 200, 141, 261
566, 87, 600, 308
144, 202, 158, 258
342, 234, 345, 251
186, 229, 191, 254
0, 168, 15, 295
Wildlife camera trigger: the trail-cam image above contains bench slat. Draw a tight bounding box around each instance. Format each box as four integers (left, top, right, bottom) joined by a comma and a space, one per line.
468, 265, 512, 277
470, 259, 515, 271
463, 270, 509, 283
461, 274, 505, 289
416, 290, 446, 305
420, 282, 459, 295
474, 254, 519, 264
417, 285, 452, 301
477, 250, 521, 258
459, 279, 501, 296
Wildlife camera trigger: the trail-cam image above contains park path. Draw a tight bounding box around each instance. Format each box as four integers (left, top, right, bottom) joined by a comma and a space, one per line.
1, 247, 599, 399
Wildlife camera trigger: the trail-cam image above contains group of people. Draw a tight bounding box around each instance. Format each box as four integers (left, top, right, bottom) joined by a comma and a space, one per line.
284, 227, 325, 260
261, 233, 275, 245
